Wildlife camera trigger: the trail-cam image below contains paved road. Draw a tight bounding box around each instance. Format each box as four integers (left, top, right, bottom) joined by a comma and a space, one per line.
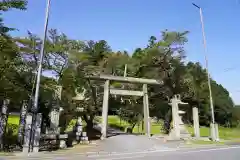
5, 145, 240, 160
92, 124, 183, 153
96, 146, 240, 160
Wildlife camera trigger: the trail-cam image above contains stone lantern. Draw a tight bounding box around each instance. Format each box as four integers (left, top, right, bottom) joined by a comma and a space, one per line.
72, 88, 89, 144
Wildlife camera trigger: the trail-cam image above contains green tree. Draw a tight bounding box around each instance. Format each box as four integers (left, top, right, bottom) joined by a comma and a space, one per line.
0, 0, 29, 106
0, 0, 27, 35
3, 25, 237, 134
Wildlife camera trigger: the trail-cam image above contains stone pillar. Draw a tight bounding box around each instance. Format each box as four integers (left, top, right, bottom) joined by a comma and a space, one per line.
29, 96, 35, 152
23, 114, 33, 153
101, 80, 110, 139
193, 107, 200, 138
143, 84, 150, 137
75, 117, 83, 142
49, 108, 60, 134
81, 131, 89, 144
18, 101, 28, 146
32, 113, 42, 152
171, 97, 180, 139
48, 85, 62, 134
0, 99, 9, 149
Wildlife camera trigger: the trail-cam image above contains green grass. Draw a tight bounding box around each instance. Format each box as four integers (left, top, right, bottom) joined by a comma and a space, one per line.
7, 115, 87, 133
0, 152, 14, 156
218, 127, 240, 140
187, 126, 210, 137
132, 120, 164, 135
8, 115, 19, 125
187, 126, 240, 140
187, 140, 225, 145
97, 115, 165, 135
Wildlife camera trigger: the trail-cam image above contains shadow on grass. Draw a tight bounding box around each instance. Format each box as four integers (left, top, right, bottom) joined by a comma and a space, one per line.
107, 124, 146, 138
108, 124, 125, 132
86, 127, 102, 141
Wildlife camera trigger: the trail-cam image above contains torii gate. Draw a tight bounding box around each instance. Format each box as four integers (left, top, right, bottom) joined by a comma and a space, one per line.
87, 75, 163, 139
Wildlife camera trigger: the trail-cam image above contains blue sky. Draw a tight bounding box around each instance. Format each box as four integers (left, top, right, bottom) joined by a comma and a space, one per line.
3, 0, 240, 104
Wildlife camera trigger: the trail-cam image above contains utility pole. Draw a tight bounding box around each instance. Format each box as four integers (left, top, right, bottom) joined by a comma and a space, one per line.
192, 3, 216, 141
30, 0, 51, 152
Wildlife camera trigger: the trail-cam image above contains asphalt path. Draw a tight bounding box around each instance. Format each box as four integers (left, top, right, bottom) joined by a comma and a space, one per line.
94, 146, 240, 160
5, 145, 240, 160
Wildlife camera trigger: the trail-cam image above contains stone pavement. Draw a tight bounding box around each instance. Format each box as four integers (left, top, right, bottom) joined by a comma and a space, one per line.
46, 134, 181, 155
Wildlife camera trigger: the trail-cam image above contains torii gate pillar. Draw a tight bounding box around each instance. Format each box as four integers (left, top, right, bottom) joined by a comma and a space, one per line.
101, 80, 110, 139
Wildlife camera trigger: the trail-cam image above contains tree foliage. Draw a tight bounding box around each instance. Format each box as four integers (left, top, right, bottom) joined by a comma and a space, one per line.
0, 0, 27, 35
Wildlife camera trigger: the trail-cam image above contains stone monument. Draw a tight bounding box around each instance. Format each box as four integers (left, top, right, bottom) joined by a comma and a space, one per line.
0, 99, 10, 149
23, 113, 33, 153
75, 116, 83, 142
168, 95, 189, 140
178, 110, 191, 139
18, 101, 28, 145
193, 107, 200, 138
72, 89, 89, 144
32, 113, 42, 152
81, 131, 89, 144
48, 108, 61, 134
47, 85, 63, 134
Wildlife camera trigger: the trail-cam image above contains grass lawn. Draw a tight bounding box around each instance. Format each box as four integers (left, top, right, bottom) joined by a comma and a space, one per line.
96, 115, 165, 135
99, 115, 240, 139
187, 126, 240, 140
7, 115, 87, 133
8, 115, 19, 125
187, 126, 210, 137
187, 140, 225, 145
